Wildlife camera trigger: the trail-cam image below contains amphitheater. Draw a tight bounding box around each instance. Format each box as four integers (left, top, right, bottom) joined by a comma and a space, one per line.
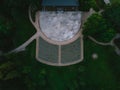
10, 0, 93, 66
9, 0, 110, 66
38, 13, 83, 66
30, 0, 91, 66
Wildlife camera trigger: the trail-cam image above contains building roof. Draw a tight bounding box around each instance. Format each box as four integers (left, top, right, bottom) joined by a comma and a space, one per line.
42, 0, 79, 6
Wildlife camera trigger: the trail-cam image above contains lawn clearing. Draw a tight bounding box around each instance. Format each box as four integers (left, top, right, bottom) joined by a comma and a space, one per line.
110, 0, 120, 3
84, 38, 117, 89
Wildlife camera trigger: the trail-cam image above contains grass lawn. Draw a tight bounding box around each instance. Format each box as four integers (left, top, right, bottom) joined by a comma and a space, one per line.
83, 38, 118, 89
12, 9, 36, 47
110, 0, 120, 3
114, 38, 120, 49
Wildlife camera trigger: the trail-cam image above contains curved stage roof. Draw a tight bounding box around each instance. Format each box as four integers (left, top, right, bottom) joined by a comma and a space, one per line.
42, 0, 79, 6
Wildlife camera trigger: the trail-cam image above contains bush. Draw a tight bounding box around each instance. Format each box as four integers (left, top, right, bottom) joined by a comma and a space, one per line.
91, 0, 100, 11
95, 0, 106, 9
102, 3, 120, 33
0, 16, 15, 52
83, 13, 107, 36
78, 0, 92, 11
114, 38, 120, 49
83, 13, 116, 42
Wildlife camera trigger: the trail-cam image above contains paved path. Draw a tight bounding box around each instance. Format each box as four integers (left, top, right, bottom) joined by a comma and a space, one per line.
8, 7, 40, 54
88, 34, 120, 56
9, 33, 39, 53
111, 34, 120, 55
88, 36, 111, 46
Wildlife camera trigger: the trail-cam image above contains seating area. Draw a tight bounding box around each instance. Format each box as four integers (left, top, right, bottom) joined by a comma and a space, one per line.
36, 37, 83, 66
33, 0, 84, 66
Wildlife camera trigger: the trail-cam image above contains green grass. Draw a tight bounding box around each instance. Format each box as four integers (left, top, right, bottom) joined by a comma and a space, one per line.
84, 38, 117, 89
114, 38, 120, 49
12, 9, 36, 47
110, 0, 120, 3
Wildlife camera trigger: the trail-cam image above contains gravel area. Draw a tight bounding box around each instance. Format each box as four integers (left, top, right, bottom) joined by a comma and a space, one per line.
39, 11, 81, 41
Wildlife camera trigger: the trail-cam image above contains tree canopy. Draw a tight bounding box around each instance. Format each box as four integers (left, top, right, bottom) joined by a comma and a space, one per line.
83, 13, 116, 42
102, 3, 120, 33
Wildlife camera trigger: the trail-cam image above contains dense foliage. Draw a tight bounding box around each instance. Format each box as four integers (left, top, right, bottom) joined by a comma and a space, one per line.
95, 0, 106, 9
78, 0, 106, 12
102, 3, 120, 33
114, 38, 120, 49
78, 0, 92, 11
83, 13, 116, 42
0, 16, 15, 52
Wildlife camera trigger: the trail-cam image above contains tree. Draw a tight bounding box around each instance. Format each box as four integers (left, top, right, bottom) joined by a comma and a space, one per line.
0, 61, 20, 80
102, 3, 120, 33
83, 13, 116, 42
91, 0, 100, 11
78, 0, 92, 11
78, 0, 105, 12
95, 0, 106, 9
0, 15, 15, 52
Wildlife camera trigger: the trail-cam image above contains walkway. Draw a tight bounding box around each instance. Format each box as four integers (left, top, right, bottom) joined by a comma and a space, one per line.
88, 36, 111, 46
10, 33, 39, 53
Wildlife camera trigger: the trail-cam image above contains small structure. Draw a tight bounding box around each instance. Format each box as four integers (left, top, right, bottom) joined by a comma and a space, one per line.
41, 0, 79, 11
